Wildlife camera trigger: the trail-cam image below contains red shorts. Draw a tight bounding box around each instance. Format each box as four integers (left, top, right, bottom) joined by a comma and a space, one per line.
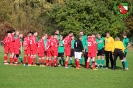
88, 52, 96, 57
51, 49, 58, 56
38, 53, 45, 57
14, 48, 20, 54
31, 49, 37, 55
4, 46, 9, 54
65, 47, 71, 56
9, 47, 14, 53
24, 49, 31, 55
46, 51, 52, 57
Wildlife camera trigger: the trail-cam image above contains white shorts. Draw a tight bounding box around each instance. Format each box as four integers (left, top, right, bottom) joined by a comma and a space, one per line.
74, 52, 82, 59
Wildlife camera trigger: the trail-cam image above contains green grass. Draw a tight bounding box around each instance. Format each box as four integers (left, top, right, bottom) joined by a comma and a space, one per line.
0, 46, 133, 88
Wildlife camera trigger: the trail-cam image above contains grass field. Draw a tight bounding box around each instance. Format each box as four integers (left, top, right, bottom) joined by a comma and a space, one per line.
0, 46, 133, 88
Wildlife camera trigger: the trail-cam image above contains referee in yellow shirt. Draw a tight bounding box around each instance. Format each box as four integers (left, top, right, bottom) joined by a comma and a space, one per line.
105, 32, 114, 69
112, 37, 125, 70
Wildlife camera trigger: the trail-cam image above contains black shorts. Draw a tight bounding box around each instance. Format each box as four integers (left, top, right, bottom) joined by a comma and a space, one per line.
58, 53, 64, 57
97, 48, 104, 56
114, 49, 124, 60
70, 49, 74, 57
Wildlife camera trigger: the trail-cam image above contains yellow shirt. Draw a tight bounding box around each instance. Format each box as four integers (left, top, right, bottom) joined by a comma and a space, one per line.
112, 41, 125, 53
105, 37, 114, 51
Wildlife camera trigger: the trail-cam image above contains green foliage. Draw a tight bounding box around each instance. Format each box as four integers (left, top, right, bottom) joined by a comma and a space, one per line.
46, 0, 127, 37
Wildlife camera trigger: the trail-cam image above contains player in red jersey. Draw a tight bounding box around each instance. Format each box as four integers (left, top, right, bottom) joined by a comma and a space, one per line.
2, 31, 12, 64
14, 31, 23, 65
23, 32, 32, 66
86, 34, 97, 70
9, 29, 15, 65
30, 31, 38, 66
45, 34, 54, 66
63, 31, 73, 68
50, 34, 59, 67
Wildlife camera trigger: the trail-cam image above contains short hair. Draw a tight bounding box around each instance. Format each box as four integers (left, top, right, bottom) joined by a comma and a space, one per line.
78, 35, 82, 39
69, 31, 73, 34
6, 30, 12, 33
115, 37, 120, 41
33, 31, 37, 34
11, 29, 16, 33
97, 34, 101, 36
79, 30, 83, 32
87, 34, 91, 36
122, 32, 127, 36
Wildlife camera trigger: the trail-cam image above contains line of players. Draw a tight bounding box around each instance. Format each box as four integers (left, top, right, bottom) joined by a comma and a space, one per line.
2, 29, 130, 70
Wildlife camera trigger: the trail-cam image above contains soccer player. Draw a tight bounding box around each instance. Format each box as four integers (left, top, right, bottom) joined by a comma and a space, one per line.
50, 34, 59, 67
55, 30, 61, 41
45, 35, 53, 66
105, 32, 114, 69
30, 31, 38, 66
58, 35, 65, 66
37, 35, 46, 67
9, 29, 15, 65
63, 31, 73, 68
2, 30, 12, 64
74, 35, 84, 69
96, 34, 105, 68
86, 34, 97, 70
23, 32, 32, 66
84, 36, 88, 66
14, 32, 23, 65
70, 35, 75, 65
79, 31, 87, 64
112, 37, 125, 70
122, 32, 130, 70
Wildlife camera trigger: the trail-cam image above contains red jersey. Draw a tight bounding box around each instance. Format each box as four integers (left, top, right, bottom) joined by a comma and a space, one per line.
50, 38, 58, 50
30, 36, 38, 50
46, 38, 52, 51
9, 34, 15, 48
23, 36, 30, 50
88, 37, 97, 53
63, 36, 72, 48
37, 39, 45, 53
3, 36, 10, 47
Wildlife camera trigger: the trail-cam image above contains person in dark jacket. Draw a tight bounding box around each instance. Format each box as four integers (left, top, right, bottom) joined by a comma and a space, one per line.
74, 35, 84, 69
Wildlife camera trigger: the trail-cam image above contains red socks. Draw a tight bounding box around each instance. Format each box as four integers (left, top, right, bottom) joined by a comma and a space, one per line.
42, 59, 44, 65
28, 56, 31, 65
46, 59, 49, 66
76, 60, 79, 68
10, 58, 13, 64
92, 62, 95, 69
4, 56, 7, 63
23, 56, 27, 64
65, 61, 68, 67
53, 58, 57, 66
86, 62, 90, 69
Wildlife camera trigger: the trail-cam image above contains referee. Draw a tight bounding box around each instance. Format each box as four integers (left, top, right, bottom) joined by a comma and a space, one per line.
112, 37, 125, 70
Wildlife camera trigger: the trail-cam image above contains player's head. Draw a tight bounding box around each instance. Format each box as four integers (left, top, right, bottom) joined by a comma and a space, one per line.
42, 35, 46, 40
87, 34, 91, 37
33, 31, 38, 36
54, 34, 58, 39
45, 33, 48, 39
60, 35, 63, 40
71, 35, 75, 40
28, 31, 33, 37
11, 29, 16, 35
106, 32, 110, 38
97, 34, 101, 39
19, 34, 23, 38
6, 30, 12, 36
51, 33, 54, 38
122, 32, 127, 38
68, 31, 73, 37
115, 37, 120, 41
79, 30, 84, 36
78, 35, 82, 40
92, 33, 96, 38
55, 30, 59, 35
15, 31, 19, 36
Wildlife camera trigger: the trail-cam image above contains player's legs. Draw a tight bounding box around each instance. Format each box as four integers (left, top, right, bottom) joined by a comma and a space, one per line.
97, 56, 101, 68
92, 57, 97, 70
113, 50, 118, 70
123, 52, 128, 70
10, 51, 14, 65
4, 46, 9, 64
105, 51, 109, 69
109, 51, 113, 69
69, 49, 74, 65
86, 57, 91, 69
65, 48, 71, 68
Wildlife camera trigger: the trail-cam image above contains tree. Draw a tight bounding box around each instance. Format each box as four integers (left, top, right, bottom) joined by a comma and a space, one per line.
46, 0, 127, 37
